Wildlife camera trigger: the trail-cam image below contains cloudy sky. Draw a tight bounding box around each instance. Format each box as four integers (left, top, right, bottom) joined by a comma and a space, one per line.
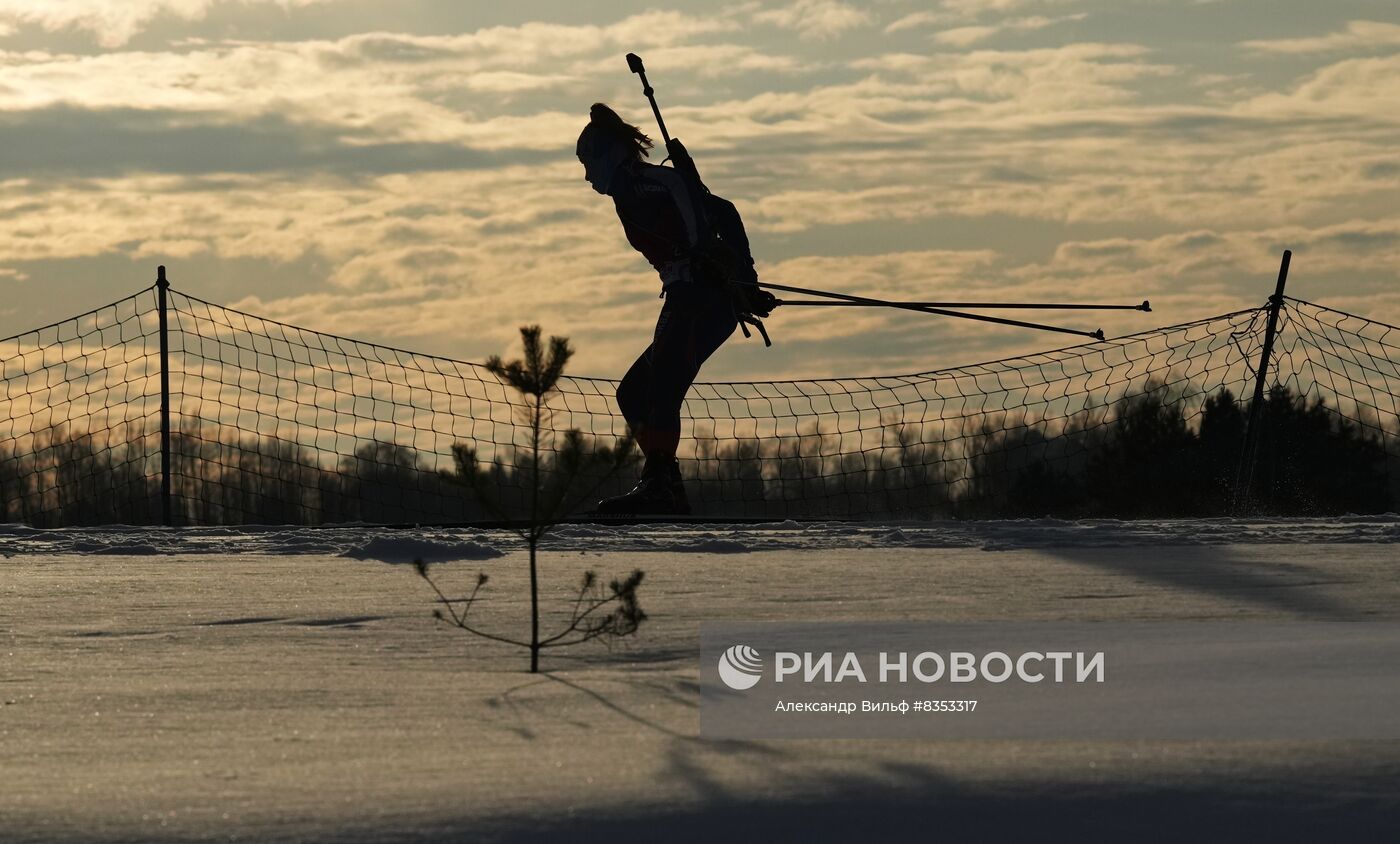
0, 0, 1396, 379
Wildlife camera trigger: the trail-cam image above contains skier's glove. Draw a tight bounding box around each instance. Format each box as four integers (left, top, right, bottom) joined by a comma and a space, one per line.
730, 281, 778, 319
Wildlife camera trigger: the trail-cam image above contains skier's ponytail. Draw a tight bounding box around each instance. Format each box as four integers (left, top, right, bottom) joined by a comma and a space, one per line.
578, 103, 653, 161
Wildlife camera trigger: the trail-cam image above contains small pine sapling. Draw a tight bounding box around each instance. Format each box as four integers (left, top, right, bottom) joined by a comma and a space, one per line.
420, 325, 641, 671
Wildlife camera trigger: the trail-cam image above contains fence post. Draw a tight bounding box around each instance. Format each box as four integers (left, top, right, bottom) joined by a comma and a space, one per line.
157, 265, 172, 527
1233, 249, 1291, 512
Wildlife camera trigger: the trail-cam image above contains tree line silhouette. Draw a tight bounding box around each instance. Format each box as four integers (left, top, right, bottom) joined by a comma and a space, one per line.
961, 384, 1393, 518
0, 383, 1393, 527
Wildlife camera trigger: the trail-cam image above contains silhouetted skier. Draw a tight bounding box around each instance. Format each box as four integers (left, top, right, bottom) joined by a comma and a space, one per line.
577, 103, 775, 515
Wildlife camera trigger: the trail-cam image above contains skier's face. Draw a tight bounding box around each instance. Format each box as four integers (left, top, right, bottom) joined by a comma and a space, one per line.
577, 134, 628, 196
578, 155, 608, 195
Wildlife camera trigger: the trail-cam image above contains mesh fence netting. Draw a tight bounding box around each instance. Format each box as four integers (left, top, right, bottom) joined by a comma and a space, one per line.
1, 283, 1395, 526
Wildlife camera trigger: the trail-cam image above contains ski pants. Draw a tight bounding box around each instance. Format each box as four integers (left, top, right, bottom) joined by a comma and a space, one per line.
616, 281, 737, 462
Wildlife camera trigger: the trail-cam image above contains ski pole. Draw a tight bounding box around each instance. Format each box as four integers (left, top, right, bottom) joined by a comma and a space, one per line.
778, 299, 1151, 312
759, 280, 1106, 340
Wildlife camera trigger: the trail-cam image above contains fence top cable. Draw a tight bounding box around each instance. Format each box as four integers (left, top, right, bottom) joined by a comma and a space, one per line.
1283, 296, 1400, 333
0, 284, 158, 346
169, 284, 1266, 386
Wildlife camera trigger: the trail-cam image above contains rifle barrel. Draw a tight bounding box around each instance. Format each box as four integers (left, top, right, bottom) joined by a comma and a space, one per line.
626, 54, 672, 146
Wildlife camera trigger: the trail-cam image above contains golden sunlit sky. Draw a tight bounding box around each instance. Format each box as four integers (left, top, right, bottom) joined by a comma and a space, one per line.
0, 0, 1396, 379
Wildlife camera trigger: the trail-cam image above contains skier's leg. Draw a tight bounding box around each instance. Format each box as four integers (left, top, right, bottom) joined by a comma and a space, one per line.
616, 344, 653, 433
598, 309, 682, 513
642, 285, 738, 504
597, 285, 736, 515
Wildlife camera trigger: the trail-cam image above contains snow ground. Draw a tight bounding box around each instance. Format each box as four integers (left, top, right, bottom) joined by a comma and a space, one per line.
2, 514, 1399, 558
3, 520, 1400, 842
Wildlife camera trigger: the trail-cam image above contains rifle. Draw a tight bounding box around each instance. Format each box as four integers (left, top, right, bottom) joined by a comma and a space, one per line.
626, 53, 773, 346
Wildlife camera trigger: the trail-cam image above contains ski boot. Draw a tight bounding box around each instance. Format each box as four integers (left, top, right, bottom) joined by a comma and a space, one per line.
596, 460, 691, 516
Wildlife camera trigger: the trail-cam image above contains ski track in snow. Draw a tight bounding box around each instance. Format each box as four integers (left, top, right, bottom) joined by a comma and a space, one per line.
0, 515, 1398, 559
